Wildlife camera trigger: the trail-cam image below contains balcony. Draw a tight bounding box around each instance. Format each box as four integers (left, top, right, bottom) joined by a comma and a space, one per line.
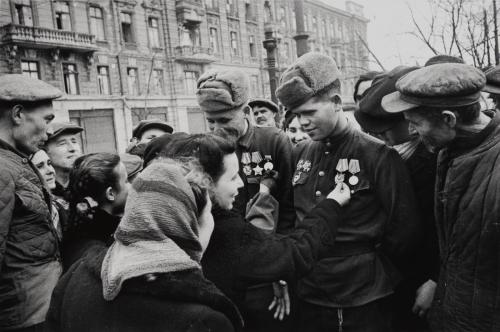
174, 45, 216, 64
176, 0, 205, 25
0, 24, 98, 52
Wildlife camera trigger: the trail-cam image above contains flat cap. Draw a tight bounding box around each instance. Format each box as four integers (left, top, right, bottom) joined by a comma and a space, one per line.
355, 66, 419, 133
276, 52, 342, 110
0, 74, 62, 102
132, 120, 173, 139
248, 98, 279, 113
46, 122, 83, 143
196, 69, 249, 113
382, 63, 486, 113
483, 65, 500, 94
120, 153, 143, 180
424, 54, 464, 66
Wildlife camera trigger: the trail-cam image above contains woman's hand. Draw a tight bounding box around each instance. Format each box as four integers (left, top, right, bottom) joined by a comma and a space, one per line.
412, 279, 437, 317
268, 280, 290, 321
327, 182, 351, 206
198, 194, 214, 253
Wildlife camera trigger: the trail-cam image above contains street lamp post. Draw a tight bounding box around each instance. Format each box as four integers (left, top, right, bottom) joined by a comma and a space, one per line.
293, 0, 309, 57
263, 23, 279, 103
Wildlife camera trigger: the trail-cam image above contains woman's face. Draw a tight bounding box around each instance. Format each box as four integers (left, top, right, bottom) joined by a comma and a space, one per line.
212, 153, 244, 210
31, 150, 56, 189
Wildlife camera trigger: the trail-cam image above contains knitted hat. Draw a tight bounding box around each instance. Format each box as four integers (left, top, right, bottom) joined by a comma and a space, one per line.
276, 52, 342, 110
102, 160, 204, 300
196, 69, 250, 112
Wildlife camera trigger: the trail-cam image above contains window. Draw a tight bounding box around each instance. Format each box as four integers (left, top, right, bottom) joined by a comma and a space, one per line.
21, 60, 39, 79
121, 12, 133, 43
209, 28, 219, 53
127, 67, 139, 95
264, 1, 272, 23
89, 6, 105, 40
226, 0, 237, 16
148, 17, 160, 48
313, 16, 317, 34
230, 31, 238, 56
150, 69, 164, 95
15, 3, 33, 26
97, 66, 111, 95
322, 19, 327, 39
250, 75, 260, 98
184, 71, 199, 95
63, 63, 79, 94
279, 7, 286, 30
55, 2, 71, 30
205, 0, 217, 10
292, 9, 296, 32
245, 1, 253, 20
249, 35, 256, 58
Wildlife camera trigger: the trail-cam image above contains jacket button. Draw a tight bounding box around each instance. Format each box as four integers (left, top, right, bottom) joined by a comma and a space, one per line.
319, 171, 325, 177
325, 151, 330, 155
22, 158, 28, 164
315, 190, 322, 197
326, 142, 331, 147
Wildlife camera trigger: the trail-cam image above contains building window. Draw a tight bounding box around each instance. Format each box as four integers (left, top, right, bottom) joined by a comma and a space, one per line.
209, 27, 219, 53
150, 69, 164, 95
249, 35, 256, 58
63, 63, 79, 95
279, 7, 286, 30
21, 60, 39, 79
230, 31, 238, 56
55, 2, 72, 30
15, 3, 33, 26
205, 0, 217, 10
97, 66, 111, 95
245, 1, 254, 21
127, 67, 139, 95
292, 9, 296, 31
89, 6, 105, 40
184, 71, 199, 95
313, 16, 318, 35
148, 17, 161, 48
226, 0, 237, 16
264, 1, 272, 23
121, 12, 134, 43
250, 75, 259, 98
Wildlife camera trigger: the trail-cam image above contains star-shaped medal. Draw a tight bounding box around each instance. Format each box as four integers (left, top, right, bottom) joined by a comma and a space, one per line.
253, 165, 263, 176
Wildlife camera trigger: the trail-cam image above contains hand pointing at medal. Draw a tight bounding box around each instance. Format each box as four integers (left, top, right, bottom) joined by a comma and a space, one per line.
327, 182, 351, 206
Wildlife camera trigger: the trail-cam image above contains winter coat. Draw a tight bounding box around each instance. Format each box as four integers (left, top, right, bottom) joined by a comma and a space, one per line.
428, 111, 500, 331
46, 245, 243, 332
0, 139, 61, 329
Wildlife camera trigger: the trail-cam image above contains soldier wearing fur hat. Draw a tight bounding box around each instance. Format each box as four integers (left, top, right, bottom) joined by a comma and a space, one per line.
382, 63, 500, 332
0, 74, 62, 331
276, 53, 421, 332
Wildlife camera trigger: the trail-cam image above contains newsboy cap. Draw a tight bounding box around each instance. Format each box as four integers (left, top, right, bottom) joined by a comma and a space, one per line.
424, 54, 465, 66
382, 63, 486, 113
196, 69, 250, 113
483, 65, 500, 95
276, 52, 342, 110
248, 98, 279, 113
132, 120, 173, 139
0, 74, 62, 102
46, 122, 83, 143
355, 66, 419, 133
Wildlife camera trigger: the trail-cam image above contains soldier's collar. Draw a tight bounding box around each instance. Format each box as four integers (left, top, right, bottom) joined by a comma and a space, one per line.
238, 119, 254, 149
323, 125, 353, 148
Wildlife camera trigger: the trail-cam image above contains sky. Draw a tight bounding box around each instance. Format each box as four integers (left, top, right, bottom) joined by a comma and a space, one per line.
320, 0, 437, 70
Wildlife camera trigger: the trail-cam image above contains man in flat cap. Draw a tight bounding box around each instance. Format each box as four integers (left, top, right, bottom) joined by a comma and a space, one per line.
382, 63, 500, 332
196, 69, 295, 330
276, 52, 421, 331
126, 120, 173, 158
249, 98, 279, 127
0, 74, 62, 331
357, 65, 439, 331
483, 64, 500, 109
44, 122, 83, 201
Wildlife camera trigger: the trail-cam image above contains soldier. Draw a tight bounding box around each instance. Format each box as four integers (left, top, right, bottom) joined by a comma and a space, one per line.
276, 53, 421, 331
249, 98, 279, 127
0, 74, 62, 331
382, 63, 500, 332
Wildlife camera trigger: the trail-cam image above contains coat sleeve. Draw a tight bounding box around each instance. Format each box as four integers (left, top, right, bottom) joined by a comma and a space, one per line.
0, 174, 15, 271
236, 199, 341, 285
374, 148, 423, 268
245, 192, 279, 233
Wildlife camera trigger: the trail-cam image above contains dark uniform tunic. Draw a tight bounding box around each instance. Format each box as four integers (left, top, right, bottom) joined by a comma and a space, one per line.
293, 125, 421, 308
233, 121, 295, 233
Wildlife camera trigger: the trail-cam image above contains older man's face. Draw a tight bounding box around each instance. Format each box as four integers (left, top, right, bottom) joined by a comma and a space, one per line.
253, 105, 276, 127
205, 106, 247, 138
13, 103, 55, 154
404, 110, 455, 151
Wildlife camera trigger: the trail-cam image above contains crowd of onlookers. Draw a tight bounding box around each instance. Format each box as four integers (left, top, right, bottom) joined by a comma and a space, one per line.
1, 50, 500, 332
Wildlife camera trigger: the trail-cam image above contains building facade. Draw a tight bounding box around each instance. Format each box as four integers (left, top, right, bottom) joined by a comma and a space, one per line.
0, 0, 368, 153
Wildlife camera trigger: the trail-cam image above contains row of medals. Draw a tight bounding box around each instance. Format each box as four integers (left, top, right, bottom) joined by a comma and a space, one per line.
241, 152, 274, 176
335, 158, 360, 186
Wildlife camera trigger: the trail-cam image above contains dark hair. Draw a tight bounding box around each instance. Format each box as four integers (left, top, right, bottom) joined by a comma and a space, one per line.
160, 131, 236, 182
283, 112, 296, 130
191, 183, 208, 217
412, 102, 481, 125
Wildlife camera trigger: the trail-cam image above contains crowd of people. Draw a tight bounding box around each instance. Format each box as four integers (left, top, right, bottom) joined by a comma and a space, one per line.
1, 50, 500, 332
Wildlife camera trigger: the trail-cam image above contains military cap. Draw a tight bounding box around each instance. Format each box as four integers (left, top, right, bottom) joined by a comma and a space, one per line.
276, 52, 342, 110
0, 74, 62, 102
196, 69, 250, 112
355, 66, 419, 133
483, 65, 500, 94
248, 98, 279, 113
46, 122, 83, 143
120, 153, 143, 180
132, 120, 173, 139
382, 63, 486, 113
424, 54, 465, 66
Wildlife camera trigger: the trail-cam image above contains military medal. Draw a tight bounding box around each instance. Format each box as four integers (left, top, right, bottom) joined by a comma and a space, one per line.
335, 173, 345, 184
253, 164, 263, 175
302, 160, 311, 172
348, 159, 360, 186
335, 158, 348, 184
263, 155, 274, 172
251, 151, 263, 165
293, 159, 304, 186
241, 152, 252, 176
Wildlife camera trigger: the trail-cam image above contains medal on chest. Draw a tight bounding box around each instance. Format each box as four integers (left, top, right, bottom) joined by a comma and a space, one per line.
348, 159, 360, 186
241, 152, 252, 176
335, 158, 348, 184
263, 155, 274, 173
251, 152, 264, 176
292, 158, 311, 185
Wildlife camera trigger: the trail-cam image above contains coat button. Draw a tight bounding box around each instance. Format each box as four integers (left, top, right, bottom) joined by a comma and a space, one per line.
319, 171, 325, 177
325, 151, 330, 155
326, 142, 331, 147
315, 190, 322, 197
22, 158, 28, 164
